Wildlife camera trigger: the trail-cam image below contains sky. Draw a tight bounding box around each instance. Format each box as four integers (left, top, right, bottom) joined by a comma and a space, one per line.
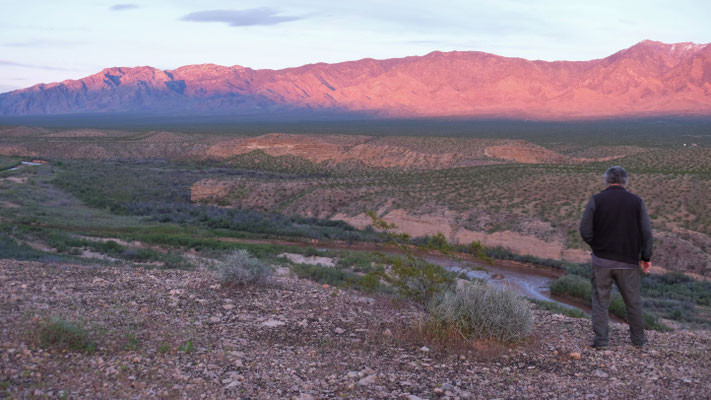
1, 0, 710, 93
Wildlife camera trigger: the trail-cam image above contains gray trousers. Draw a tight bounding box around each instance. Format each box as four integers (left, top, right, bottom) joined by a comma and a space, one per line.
591, 268, 647, 346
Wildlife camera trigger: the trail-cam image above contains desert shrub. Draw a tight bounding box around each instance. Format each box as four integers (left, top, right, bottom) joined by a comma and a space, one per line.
37, 317, 96, 353
427, 283, 533, 343
218, 250, 273, 286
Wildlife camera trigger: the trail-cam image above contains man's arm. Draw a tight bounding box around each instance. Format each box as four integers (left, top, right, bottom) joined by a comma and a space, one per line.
640, 200, 653, 263
579, 197, 595, 245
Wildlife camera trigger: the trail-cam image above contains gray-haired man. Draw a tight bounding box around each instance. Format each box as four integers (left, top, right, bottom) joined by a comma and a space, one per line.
580, 166, 653, 348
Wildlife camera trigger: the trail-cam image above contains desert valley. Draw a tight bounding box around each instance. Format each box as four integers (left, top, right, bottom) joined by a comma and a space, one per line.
1, 38, 711, 399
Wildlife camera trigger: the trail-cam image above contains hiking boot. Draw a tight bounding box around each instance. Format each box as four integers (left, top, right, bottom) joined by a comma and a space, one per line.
592, 341, 608, 350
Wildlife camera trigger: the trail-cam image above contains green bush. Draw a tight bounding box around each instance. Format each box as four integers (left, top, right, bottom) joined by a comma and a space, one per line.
38, 317, 96, 353
550, 274, 592, 301
218, 250, 273, 286
427, 283, 533, 343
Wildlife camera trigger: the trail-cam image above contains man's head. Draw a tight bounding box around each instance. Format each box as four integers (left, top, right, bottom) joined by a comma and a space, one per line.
604, 166, 628, 186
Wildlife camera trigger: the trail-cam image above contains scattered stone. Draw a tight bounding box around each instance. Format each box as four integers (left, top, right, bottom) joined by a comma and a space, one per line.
593, 369, 608, 378
358, 375, 377, 386
224, 381, 240, 389
569, 352, 582, 360
262, 319, 285, 328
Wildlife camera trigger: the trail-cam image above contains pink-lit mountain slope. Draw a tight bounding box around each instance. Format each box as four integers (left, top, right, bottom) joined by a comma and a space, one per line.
1, 40, 710, 119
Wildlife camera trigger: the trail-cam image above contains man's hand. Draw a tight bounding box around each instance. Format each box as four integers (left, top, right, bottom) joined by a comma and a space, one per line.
640, 260, 652, 275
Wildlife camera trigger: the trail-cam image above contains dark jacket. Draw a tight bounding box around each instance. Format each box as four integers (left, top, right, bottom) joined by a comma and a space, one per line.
580, 185, 653, 265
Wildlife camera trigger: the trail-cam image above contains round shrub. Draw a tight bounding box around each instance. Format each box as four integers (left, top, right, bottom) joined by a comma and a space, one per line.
427, 282, 533, 343
218, 250, 273, 287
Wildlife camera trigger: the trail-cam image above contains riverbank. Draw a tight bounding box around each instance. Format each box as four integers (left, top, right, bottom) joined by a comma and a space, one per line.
1, 259, 709, 399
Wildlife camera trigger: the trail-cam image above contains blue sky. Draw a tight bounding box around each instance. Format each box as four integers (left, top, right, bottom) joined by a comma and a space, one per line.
1, 0, 710, 93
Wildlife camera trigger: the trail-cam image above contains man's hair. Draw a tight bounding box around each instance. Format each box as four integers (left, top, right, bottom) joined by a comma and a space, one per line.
604, 166, 628, 186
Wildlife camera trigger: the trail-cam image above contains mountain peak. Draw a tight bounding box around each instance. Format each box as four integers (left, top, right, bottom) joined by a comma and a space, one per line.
626, 39, 707, 55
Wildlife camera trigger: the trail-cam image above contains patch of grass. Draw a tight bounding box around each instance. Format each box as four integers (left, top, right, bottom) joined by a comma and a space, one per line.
291, 263, 348, 286
158, 343, 171, 354
335, 250, 382, 273
426, 283, 534, 343
178, 340, 194, 353
528, 298, 588, 319
291, 263, 380, 292
123, 333, 139, 351
37, 317, 96, 353
644, 312, 672, 332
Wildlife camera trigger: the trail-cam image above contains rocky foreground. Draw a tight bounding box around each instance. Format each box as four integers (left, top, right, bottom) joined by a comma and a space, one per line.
1, 260, 709, 399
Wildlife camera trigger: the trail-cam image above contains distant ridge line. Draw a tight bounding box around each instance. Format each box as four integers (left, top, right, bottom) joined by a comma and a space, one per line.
1, 40, 710, 119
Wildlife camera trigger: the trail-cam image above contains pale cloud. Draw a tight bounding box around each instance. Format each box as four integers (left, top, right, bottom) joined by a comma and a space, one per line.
2, 39, 83, 48
180, 8, 302, 27
110, 4, 139, 11
0, 60, 74, 71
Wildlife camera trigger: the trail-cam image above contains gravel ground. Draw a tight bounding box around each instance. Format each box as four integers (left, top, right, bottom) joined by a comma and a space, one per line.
1, 259, 709, 399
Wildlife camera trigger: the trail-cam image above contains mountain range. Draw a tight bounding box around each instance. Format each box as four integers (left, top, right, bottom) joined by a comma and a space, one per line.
1, 40, 710, 119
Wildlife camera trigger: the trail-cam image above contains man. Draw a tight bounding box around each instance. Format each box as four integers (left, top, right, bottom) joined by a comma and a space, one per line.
580, 166, 653, 348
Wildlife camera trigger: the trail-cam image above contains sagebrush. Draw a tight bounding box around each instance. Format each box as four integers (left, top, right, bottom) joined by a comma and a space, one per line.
218, 250, 273, 286
426, 282, 533, 343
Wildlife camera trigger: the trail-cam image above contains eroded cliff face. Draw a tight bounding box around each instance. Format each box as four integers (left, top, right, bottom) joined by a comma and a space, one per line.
2, 40, 710, 118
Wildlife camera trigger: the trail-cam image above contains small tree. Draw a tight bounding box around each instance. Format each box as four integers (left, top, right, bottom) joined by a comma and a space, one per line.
366, 211, 489, 303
